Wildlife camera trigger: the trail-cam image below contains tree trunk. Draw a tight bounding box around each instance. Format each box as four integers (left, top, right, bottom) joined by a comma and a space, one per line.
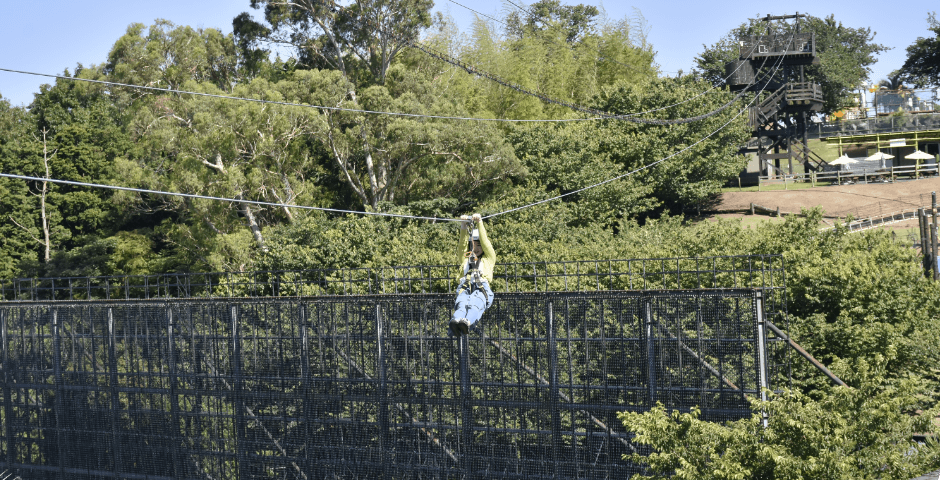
40, 129, 52, 263
363, 150, 380, 209
240, 202, 267, 251
278, 173, 295, 222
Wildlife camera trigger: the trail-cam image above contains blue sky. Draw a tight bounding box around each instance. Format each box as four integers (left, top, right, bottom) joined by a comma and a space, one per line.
0, 0, 935, 107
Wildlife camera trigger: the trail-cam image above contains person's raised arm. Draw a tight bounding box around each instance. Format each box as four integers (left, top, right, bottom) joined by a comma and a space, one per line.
473, 214, 496, 261
457, 215, 470, 265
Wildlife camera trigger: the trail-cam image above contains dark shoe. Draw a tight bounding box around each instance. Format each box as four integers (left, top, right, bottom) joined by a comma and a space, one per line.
448, 318, 461, 336
455, 318, 470, 336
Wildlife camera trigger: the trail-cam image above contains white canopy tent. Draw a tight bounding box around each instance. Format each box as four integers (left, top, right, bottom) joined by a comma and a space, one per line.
905, 150, 935, 161
829, 154, 858, 167
906, 150, 937, 176
866, 151, 894, 169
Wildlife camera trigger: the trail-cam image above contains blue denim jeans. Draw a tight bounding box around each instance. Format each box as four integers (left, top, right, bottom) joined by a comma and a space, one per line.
452, 278, 494, 327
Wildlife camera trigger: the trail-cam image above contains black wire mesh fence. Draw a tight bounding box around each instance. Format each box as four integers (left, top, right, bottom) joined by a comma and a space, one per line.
0, 256, 788, 479
0, 256, 786, 301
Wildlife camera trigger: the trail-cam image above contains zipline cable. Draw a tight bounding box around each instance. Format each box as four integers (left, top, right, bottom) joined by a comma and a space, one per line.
0, 53, 779, 227
2, 25, 759, 125
0, 67, 597, 123
0, 173, 461, 222
447, 0, 505, 26
0, 31, 790, 225
484, 32, 794, 220
488, 0, 766, 116
407, 39, 759, 125
341, 10, 763, 124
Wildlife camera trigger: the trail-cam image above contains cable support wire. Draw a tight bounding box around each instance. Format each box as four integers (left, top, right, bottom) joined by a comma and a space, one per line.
0, 173, 460, 222
407, 38, 757, 125
484, 32, 794, 220
0, 34, 790, 224
0, 67, 594, 123
448, 0, 644, 74
313, 3, 764, 124
447, 0, 505, 26
3, 22, 757, 126
491, 0, 766, 116
0, 32, 789, 224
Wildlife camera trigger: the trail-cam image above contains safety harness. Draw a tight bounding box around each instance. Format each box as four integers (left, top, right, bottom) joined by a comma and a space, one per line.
465, 250, 484, 286
461, 228, 489, 303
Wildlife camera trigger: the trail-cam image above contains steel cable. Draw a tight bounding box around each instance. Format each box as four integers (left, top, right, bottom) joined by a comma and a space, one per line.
484, 32, 795, 219
0, 173, 462, 222
407, 39, 756, 124
0, 67, 593, 123
0, 35, 790, 224
491, 0, 766, 116
0, 30, 789, 224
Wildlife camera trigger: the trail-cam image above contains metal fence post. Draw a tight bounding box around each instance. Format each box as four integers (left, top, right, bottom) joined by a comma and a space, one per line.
167, 306, 183, 479
754, 292, 769, 428
458, 334, 472, 477
232, 305, 248, 480
920, 209, 929, 275
52, 309, 65, 480
645, 297, 656, 405
376, 303, 389, 478
300, 304, 314, 476
934, 224, 939, 281
928, 209, 934, 275
933, 193, 939, 280
107, 308, 122, 477
2, 309, 12, 468
547, 301, 561, 478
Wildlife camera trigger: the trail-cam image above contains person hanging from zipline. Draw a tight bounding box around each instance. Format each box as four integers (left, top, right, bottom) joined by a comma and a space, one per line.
449, 213, 496, 336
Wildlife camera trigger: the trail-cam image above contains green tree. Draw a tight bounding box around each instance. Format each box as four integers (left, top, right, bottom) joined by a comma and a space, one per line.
0, 68, 143, 277
30, 71, 133, 239
242, 0, 434, 87
505, 0, 601, 44
508, 76, 750, 224
316, 76, 524, 210
122, 75, 337, 268
0, 98, 47, 277
454, 8, 656, 121
898, 12, 940, 87
106, 20, 242, 92
230, 5, 525, 214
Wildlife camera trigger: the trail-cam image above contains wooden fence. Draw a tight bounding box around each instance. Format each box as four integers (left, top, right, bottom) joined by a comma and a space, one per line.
758, 165, 939, 190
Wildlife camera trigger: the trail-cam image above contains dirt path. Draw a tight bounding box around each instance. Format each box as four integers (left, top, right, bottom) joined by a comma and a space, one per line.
715, 177, 940, 218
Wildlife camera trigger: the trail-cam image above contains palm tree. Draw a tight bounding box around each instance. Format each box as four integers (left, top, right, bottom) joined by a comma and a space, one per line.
875, 71, 911, 113
877, 71, 906, 91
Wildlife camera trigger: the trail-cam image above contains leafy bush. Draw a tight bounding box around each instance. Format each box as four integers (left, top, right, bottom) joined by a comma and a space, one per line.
621, 358, 940, 479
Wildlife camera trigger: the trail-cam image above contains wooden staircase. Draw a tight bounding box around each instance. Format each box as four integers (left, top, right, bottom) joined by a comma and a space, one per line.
748, 82, 826, 176
792, 141, 829, 172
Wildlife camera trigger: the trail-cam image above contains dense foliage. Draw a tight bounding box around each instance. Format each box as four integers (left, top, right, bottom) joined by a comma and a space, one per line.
1, 3, 939, 476
0, 1, 742, 276
621, 371, 940, 479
